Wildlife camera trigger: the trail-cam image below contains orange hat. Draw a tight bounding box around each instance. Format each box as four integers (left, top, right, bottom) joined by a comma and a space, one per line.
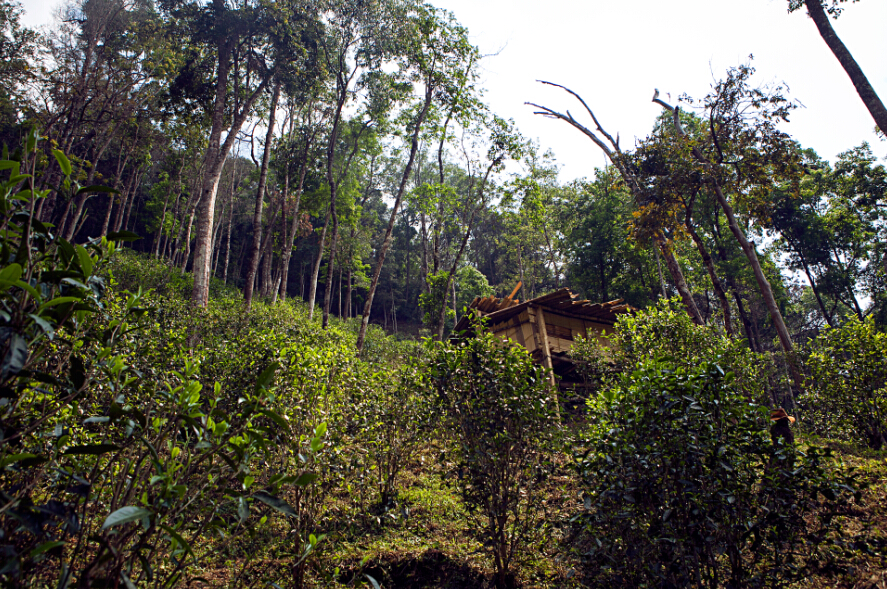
771, 408, 795, 424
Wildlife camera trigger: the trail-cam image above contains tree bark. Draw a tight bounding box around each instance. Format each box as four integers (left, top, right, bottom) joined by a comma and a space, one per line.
803, 0, 887, 133
683, 200, 734, 335
356, 84, 434, 352
307, 208, 330, 321
190, 12, 273, 308
243, 81, 280, 311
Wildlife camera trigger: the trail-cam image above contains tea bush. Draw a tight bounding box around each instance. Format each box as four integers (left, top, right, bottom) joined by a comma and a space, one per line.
429, 331, 559, 589
0, 134, 420, 588
574, 359, 860, 589
572, 297, 781, 406
804, 317, 887, 449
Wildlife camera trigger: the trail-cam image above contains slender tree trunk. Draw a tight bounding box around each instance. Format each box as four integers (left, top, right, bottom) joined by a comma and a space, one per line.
684, 212, 734, 335
153, 191, 170, 257
420, 212, 429, 294
103, 151, 131, 237
64, 129, 117, 241
710, 180, 796, 357
179, 195, 200, 272
654, 245, 667, 298
164, 189, 182, 260
243, 81, 280, 310
321, 216, 339, 327
709, 216, 760, 351
279, 181, 302, 301
436, 162, 497, 340
171, 192, 197, 266
211, 197, 227, 275
121, 168, 143, 234
357, 84, 435, 352
802, 0, 887, 133
261, 215, 275, 297
113, 168, 138, 233
223, 188, 233, 284
452, 278, 457, 324
796, 252, 835, 327
307, 208, 331, 321
518, 246, 526, 301
345, 268, 352, 319
655, 234, 704, 325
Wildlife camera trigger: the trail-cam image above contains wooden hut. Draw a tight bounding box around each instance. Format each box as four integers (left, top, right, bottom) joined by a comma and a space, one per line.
452, 286, 633, 388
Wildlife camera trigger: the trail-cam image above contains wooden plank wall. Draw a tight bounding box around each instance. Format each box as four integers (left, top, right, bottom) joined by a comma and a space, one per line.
489, 307, 613, 355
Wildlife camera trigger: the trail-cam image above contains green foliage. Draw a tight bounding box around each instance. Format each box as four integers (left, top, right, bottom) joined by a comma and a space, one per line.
429, 331, 559, 589
0, 135, 385, 588
805, 317, 887, 449
419, 269, 455, 330
575, 359, 860, 588
572, 297, 777, 405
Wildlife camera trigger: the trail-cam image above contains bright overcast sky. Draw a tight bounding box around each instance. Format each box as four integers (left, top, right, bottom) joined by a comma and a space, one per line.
19, 0, 887, 181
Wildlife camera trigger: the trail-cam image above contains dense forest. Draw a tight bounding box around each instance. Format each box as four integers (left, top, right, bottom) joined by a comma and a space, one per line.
1, 0, 886, 587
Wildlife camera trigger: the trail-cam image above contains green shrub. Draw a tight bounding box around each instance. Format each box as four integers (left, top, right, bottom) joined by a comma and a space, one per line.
805, 317, 887, 449
572, 297, 780, 406
429, 331, 559, 589
574, 359, 859, 589
0, 135, 334, 588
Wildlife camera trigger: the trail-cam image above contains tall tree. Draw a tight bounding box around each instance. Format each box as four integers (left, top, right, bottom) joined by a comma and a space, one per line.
243, 80, 280, 311
789, 0, 887, 134
653, 64, 804, 388
184, 0, 320, 308
529, 83, 705, 325
356, 4, 480, 351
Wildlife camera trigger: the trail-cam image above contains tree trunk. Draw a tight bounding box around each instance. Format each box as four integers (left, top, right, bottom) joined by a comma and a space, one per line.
103, 151, 132, 237
307, 208, 330, 321
357, 84, 435, 352
261, 215, 275, 297
244, 81, 280, 311
655, 234, 704, 325
65, 129, 117, 242
321, 214, 339, 327
684, 210, 734, 335
179, 194, 201, 272
321, 223, 338, 327
436, 162, 497, 341
710, 180, 797, 357
803, 0, 887, 133
190, 16, 272, 309
345, 268, 352, 319
153, 190, 170, 258
121, 168, 143, 234
278, 124, 315, 302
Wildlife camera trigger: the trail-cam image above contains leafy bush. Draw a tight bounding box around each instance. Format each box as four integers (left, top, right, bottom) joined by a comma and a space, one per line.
572, 297, 780, 406
574, 359, 860, 589
429, 331, 559, 589
804, 317, 887, 449
0, 135, 353, 588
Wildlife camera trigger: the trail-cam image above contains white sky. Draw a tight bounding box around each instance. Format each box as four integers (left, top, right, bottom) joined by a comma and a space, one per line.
19, 0, 887, 182
433, 0, 887, 180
